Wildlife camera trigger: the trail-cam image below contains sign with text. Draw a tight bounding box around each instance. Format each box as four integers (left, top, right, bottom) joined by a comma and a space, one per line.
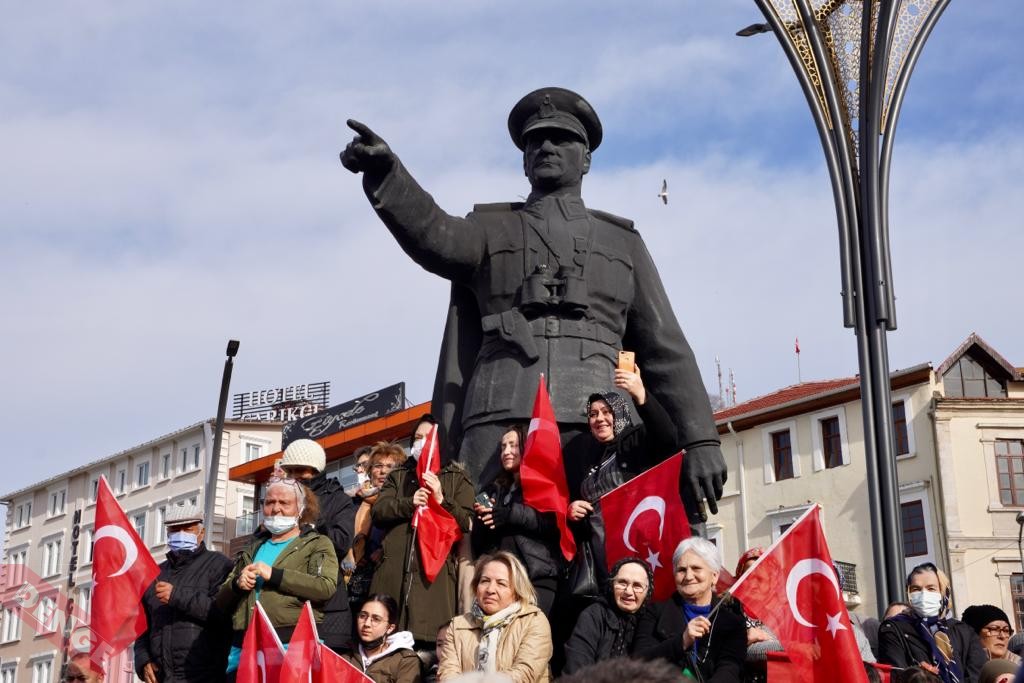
282, 382, 405, 448
232, 382, 330, 422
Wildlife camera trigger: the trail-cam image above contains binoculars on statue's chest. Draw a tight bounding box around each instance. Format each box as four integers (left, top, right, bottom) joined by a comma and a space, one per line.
520, 264, 589, 317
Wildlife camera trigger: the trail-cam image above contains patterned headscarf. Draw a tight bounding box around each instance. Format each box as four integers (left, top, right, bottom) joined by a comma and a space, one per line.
587, 391, 634, 438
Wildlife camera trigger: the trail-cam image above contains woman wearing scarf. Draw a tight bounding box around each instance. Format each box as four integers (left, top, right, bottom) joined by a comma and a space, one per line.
437, 551, 552, 683
473, 424, 562, 616
878, 563, 986, 683
344, 594, 422, 683
633, 537, 745, 683
562, 557, 654, 673
565, 364, 679, 594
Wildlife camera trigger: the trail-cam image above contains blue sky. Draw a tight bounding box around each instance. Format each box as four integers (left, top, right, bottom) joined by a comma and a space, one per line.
2, 1, 1022, 500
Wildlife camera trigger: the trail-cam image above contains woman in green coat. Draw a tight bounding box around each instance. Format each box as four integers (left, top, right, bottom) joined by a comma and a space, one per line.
370, 452, 473, 647
216, 477, 339, 678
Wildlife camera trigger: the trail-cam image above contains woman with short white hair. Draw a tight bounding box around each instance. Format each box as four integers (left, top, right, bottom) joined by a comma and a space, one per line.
634, 537, 745, 682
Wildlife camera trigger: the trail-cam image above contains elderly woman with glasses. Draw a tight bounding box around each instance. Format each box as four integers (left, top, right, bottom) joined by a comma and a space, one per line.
962, 605, 1021, 665
634, 537, 745, 683
437, 551, 552, 682
562, 557, 654, 673
216, 476, 338, 680
878, 563, 986, 683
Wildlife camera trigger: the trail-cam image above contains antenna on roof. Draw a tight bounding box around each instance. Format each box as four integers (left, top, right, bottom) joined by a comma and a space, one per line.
729, 368, 737, 406
716, 356, 724, 405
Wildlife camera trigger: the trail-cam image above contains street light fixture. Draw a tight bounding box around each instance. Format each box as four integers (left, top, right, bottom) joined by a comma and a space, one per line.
740, 0, 950, 613
204, 339, 240, 548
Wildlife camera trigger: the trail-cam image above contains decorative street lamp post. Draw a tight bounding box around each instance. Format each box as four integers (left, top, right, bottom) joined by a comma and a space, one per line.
742, 0, 949, 613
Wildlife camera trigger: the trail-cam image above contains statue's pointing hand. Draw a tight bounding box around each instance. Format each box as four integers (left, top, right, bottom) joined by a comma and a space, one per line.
340, 119, 395, 178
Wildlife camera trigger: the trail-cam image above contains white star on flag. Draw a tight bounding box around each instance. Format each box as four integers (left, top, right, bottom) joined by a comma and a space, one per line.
645, 548, 662, 569
825, 612, 847, 638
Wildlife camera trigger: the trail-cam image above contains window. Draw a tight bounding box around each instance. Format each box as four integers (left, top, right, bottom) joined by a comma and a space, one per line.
35, 596, 58, 632
13, 500, 31, 529
82, 528, 94, 564
161, 452, 171, 478
47, 489, 66, 517
133, 512, 147, 544
156, 507, 167, 544
31, 658, 53, 683
997, 440, 1024, 506
41, 538, 62, 577
901, 500, 928, 557
1012, 574, 1024, 631
76, 586, 92, 624
769, 505, 814, 542
89, 477, 99, 503
771, 430, 794, 481
821, 417, 843, 468
193, 444, 201, 470
893, 401, 909, 456
1, 607, 20, 643
189, 495, 198, 508
1, 662, 17, 683
136, 460, 150, 487
117, 468, 127, 494
943, 355, 1007, 398
244, 442, 264, 463
9, 547, 27, 585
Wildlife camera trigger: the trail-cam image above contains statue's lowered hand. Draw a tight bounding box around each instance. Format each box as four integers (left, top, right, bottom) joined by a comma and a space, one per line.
340, 119, 395, 177
681, 443, 727, 520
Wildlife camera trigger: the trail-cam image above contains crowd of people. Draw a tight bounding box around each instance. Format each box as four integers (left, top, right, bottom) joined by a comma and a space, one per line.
122, 370, 1024, 683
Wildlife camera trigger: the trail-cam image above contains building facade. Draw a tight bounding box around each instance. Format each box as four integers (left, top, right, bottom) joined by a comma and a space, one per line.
0, 419, 281, 683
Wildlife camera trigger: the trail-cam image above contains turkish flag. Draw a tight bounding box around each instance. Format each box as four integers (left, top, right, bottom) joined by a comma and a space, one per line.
730, 506, 867, 683
600, 451, 690, 601
90, 476, 160, 670
280, 601, 372, 683
412, 424, 440, 529
237, 601, 286, 683
416, 494, 463, 583
520, 375, 576, 561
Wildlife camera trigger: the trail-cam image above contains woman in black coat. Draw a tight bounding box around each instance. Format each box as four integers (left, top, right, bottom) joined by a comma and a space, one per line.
633, 537, 745, 683
472, 424, 562, 615
563, 557, 655, 673
565, 364, 679, 594
878, 563, 986, 683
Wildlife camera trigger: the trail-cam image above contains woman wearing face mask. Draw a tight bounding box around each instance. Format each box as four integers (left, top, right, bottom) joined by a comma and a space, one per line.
562, 557, 654, 673
216, 477, 338, 680
135, 506, 234, 683
472, 425, 562, 616
564, 365, 679, 596
344, 594, 422, 683
878, 563, 986, 683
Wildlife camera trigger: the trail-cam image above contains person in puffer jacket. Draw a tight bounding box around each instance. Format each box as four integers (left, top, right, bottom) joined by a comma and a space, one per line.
135, 504, 234, 683
345, 593, 422, 683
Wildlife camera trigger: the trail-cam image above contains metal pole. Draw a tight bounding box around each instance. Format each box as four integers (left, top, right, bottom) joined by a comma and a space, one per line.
204, 339, 240, 549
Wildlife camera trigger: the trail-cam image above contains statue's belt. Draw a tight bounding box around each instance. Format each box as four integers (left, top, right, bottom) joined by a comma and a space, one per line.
480, 310, 618, 362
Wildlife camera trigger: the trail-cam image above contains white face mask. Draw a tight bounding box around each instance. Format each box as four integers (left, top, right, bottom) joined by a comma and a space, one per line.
410, 440, 424, 458
909, 589, 944, 618
263, 515, 299, 535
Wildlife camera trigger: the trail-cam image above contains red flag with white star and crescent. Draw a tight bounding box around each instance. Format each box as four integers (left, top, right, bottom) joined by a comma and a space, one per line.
600, 451, 690, 601
729, 505, 866, 683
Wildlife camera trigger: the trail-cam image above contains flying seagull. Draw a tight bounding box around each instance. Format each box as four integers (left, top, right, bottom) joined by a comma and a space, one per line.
658, 179, 668, 205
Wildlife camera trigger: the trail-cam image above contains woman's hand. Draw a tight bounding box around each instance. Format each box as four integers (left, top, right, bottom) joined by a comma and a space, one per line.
747, 627, 772, 645
473, 502, 496, 528
252, 562, 273, 581
236, 564, 259, 591
568, 500, 594, 521
614, 365, 645, 405
422, 471, 444, 504
412, 488, 430, 507
683, 615, 711, 651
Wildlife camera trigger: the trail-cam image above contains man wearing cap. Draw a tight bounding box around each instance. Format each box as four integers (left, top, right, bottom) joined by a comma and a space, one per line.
280, 438, 356, 652
341, 87, 726, 525
135, 505, 233, 683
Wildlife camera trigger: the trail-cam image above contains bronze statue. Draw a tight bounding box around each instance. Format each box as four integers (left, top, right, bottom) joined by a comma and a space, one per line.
341, 87, 725, 523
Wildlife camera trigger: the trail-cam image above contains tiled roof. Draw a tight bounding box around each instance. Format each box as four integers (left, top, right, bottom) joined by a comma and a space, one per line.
714, 377, 859, 422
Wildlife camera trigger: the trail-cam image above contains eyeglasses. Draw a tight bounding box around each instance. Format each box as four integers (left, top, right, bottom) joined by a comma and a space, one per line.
612, 579, 648, 594
982, 626, 1013, 637
65, 675, 90, 682
370, 462, 396, 472
357, 612, 388, 625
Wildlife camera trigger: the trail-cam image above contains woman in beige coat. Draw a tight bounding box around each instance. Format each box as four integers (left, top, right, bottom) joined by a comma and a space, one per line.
437, 551, 552, 683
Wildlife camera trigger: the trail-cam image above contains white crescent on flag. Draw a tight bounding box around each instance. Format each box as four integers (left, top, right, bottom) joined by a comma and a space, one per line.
622, 496, 666, 553
785, 557, 848, 637
94, 524, 138, 578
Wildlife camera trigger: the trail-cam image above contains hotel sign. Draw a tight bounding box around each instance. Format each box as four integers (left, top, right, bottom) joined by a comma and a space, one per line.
232, 381, 331, 422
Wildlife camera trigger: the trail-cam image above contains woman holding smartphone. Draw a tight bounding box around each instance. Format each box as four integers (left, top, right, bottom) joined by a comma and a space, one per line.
472, 424, 562, 616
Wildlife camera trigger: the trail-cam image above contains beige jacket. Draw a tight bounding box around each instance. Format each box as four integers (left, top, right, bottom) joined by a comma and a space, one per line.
436, 604, 551, 683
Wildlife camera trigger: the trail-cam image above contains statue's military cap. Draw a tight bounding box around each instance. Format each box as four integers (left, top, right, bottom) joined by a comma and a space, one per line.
508, 87, 603, 152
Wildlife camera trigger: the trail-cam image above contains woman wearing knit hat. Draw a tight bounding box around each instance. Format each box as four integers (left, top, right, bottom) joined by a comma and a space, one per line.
962, 604, 1021, 665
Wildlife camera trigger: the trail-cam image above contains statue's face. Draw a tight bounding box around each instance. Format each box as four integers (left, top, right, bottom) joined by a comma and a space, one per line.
522, 128, 590, 191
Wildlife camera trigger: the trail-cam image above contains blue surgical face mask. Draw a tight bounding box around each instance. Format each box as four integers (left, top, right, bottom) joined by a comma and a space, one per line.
167, 531, 199, 552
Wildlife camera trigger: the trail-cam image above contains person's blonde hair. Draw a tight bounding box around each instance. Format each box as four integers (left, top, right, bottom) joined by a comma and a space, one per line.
368, 441, 408, 467
472, 551, 537, 606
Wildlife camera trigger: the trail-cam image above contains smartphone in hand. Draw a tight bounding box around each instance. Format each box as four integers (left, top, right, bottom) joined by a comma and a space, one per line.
617, 350, 636, 372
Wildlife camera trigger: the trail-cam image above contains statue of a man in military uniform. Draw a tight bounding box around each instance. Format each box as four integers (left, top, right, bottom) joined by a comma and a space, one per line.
341, 87, 726, 524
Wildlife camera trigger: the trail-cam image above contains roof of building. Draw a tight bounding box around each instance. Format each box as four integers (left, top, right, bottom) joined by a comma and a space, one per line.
936, 331, 1022, 380
714, 377, 860, 422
